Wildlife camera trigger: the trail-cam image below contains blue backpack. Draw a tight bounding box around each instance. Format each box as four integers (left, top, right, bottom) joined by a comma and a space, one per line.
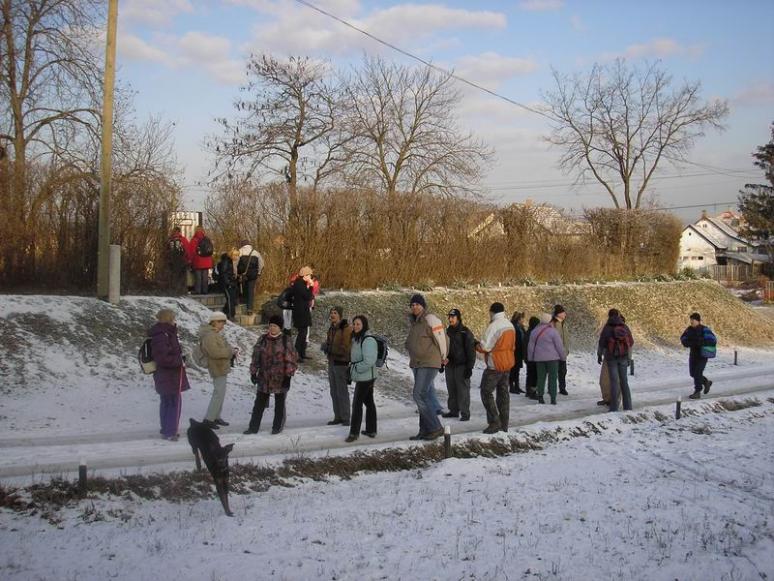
701, 327, 717, 359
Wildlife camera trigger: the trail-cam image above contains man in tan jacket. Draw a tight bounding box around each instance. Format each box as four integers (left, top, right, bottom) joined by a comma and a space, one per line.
323, 306, 353, 426
199, 311, 238, 429
405, 293, 448, 441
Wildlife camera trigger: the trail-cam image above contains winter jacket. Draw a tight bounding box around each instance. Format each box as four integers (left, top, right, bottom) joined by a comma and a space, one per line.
148, 322, 191, 396
291, 277, 314, 328
189, 231, 214, 270
511, 319, 526, 368
551, 318, 569, 356
250, 332, 298, 394
405, 310, 448, 369
199, 324, 233, 378
237, 245, 264, 281
350, 333, 378, 382
597, 316, 634, 361
681, 325, 708, 359
216, 254, 238, 290
446, 322, 476, 372
527, 322, 566, 362
524, 317, 540, 363
325, 320, 352, 365
476, 312, 516, 371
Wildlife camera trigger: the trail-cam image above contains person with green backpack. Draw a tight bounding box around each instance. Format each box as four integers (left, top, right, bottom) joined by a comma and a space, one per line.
680, 312, 716, 400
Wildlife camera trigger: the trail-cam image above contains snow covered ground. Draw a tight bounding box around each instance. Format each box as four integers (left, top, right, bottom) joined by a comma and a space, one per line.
1, 294, 773, 580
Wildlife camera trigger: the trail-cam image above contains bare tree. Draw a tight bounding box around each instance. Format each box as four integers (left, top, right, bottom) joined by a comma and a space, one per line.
0, 0, 103, 282
345, 56, 491, 201
543, 59, 729, 209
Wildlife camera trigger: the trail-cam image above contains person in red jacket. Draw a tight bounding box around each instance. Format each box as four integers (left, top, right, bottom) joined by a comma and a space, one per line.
188, 226, 214, 295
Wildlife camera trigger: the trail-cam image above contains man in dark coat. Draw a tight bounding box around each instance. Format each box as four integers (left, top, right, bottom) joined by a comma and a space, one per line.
680, 312, 714, 399
442, 308, 476, 421
509, 312, 526, 394
291, 266, 315, 359
165, 226, 190, 295
236, 240, 265, 315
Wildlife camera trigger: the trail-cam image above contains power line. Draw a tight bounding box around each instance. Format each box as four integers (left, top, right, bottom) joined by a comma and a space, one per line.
292, 0, 547, 119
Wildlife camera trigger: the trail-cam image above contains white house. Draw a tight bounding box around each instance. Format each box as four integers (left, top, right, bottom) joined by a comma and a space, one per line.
678, 211, 769, 275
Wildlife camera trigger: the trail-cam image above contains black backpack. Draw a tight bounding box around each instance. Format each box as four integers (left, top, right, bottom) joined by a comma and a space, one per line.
196, 236, 213, 257
368, 334, 389, 368
276, 286, 294, 310
139, 338, 156, 374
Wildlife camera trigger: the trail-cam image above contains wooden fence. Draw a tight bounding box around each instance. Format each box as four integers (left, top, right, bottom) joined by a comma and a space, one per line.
765, 281, 774, 303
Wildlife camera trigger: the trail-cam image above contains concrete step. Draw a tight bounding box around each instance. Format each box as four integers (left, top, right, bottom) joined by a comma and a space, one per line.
189, 293, 223, 308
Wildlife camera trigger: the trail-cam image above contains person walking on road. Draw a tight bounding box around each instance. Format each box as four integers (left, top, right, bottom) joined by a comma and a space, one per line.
405, 293, 448, 441
527, 313, 565, 405
291, 266, 315, 360
475, 302, 515, 433
199, 311, 238, 429
442, 308, 476, 421
551, 305, 570, 396
346, 315, 379, 442
524, 316, 540, 400
323, 306, 352, 426
509, 311, 526, 394
680, 312, 716, 399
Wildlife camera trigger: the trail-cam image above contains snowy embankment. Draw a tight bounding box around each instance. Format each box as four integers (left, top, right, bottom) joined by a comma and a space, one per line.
1, 395, 773, 581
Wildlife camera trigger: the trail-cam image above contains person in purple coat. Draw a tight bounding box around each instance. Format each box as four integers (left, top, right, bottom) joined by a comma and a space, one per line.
526, 312, 566, 405
148, 309, 191, 441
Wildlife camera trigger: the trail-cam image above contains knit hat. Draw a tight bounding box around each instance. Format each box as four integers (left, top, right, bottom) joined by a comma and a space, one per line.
209, 311, 227, 323
553, 304, 566, 316
330, 306, 344, 318
489, 302, 505, 314
447, 308, 462, 319
539, 312, 552, 324
409, 293, 426, 308
268, 314, 284, 327
690, 312, 701, 322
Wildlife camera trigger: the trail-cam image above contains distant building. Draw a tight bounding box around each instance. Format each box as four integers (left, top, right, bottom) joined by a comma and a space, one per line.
167, 211, 202, 240
678, 210, 769, 278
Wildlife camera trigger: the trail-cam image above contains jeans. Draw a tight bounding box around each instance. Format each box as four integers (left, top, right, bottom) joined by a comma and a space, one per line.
193, 269, 209, 295
248, 392, 286, 432
159, 393, 182, 437
328, 364, 351, 422
606, 357, 632, 411
536, 360, 559, 401
689, 356, 708, 391
350, 380, 377, 436
205, 375, 228, 421
412, 368, 442, 434
480, 369, 510, 430
445, 365, 471, 418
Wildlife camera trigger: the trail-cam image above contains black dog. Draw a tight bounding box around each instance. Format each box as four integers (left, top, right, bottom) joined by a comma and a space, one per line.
187, 418, 234, 516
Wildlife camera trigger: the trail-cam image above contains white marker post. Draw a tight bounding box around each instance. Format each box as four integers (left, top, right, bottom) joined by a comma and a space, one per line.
675, 396, 682, 420
443, 425, 452, 459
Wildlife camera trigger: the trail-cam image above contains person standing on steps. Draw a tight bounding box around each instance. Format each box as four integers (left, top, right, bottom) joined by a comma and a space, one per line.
524, 315, 540, 400
442, 308, 476, 422
216, 248, 239, 321
148, 309, 190, 441
244, 315, 298, 435
475, 302, 515, 434
509, 311, 526, 394
551, 304, 570, 396
189, 225, 214, 295
323, 306, 352, 426
680, 312, 716, 400
199, 311, 238, 429
405, 293, 448, 441
346, 315, 379, 442
527, 313, 566, 405
597, 308, 634, 412
165, 226, 190, 295
291, 266, 315, 360
236, 240, 264, 316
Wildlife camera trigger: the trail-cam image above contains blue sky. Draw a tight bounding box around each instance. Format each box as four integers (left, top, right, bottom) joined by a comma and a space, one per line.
115, 0, 774, 221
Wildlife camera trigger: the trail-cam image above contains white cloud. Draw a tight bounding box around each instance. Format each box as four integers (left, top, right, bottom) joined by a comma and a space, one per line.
519, 0, 564, 11
604, 37, 705, 61
245, 2, 507, 56
177, 31, 245, 85
118, 32, 174, 65
734, 81, 774, 106
121, 0, 193, 27
455, 52, 538, 89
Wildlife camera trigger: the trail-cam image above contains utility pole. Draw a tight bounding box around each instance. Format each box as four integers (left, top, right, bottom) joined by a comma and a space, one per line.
97, 0, 118, 299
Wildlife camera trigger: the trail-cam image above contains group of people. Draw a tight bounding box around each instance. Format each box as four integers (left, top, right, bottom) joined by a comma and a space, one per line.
147, 284, 716, 443
166, 226, 264, 317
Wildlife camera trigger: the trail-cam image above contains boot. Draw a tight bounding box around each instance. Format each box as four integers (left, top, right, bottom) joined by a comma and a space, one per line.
538, 396, 545, 404
559, 388, 569, 396
423, 428, 444, 440
703, 378, 713, 394
483, 424, 500, 434
442, 411, 459, 418
689, 390, 701, 400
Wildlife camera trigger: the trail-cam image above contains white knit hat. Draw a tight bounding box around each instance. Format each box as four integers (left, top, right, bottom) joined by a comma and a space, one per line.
209, 311, 227, 323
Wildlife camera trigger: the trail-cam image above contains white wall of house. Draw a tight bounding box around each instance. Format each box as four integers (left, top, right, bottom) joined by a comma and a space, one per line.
678, 228, 718, 270
695, 218, 752, 254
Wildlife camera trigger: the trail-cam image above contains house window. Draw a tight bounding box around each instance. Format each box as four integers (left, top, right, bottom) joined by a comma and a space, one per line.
738, 247, 747, 253
697, 256, 704, 260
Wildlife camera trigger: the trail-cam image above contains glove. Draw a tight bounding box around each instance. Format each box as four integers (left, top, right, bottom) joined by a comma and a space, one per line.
438, 364, 445, 374
597, 355, 602, 365
464, 368, 473, 379
250, 373, 258, 385
282, 376, 291, 390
